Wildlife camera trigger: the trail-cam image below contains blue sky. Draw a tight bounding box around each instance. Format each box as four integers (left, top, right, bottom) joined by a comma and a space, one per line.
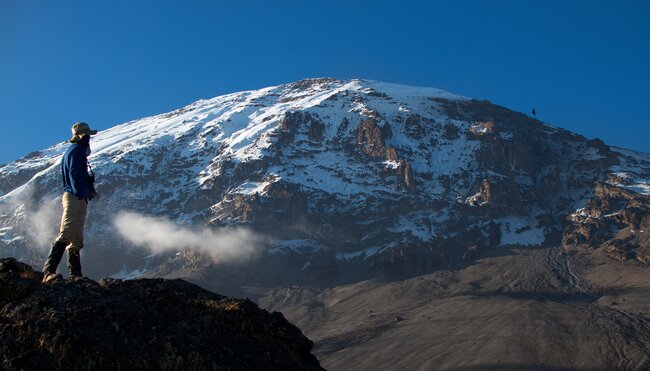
1, 0, 648, 164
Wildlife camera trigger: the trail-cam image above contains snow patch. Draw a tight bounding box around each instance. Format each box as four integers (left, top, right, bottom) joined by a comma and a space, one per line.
383, 160, 400, 169
582, 147, 605, 161
234, 181, 271, 195
470, 124, 489, 134
336, 246, 382, 260
619, 183, 650, 195
495, 216, 545, 246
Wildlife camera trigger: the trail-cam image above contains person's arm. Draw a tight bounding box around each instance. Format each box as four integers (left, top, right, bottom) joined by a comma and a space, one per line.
69, 147, 89, 199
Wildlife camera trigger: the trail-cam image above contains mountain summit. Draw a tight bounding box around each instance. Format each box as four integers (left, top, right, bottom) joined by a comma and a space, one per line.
0, 78, 648, 284
2, 78, 650, 369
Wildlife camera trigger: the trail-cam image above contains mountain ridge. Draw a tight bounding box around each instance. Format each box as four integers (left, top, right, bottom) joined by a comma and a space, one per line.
0, 77, 648, 283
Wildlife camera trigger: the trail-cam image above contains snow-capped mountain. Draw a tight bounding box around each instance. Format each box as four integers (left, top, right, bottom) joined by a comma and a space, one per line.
1, 78, 648, 282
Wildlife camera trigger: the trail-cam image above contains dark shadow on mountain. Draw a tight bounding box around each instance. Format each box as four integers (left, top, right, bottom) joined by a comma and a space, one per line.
151, 244, 532, 298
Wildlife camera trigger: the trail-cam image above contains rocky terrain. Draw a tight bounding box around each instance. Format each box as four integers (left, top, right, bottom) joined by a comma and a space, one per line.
564, 180, 650, 263
0, 78, 649, 369
0, 257, 323, 370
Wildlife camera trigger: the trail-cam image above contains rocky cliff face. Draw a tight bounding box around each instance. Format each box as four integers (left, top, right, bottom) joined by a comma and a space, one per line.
0, 258, 322, 370
564, 182, 650, 263
0, 78, 648, 286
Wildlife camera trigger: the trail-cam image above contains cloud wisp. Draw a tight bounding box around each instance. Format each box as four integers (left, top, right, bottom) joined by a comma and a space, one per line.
113, 211, 264, 263
1, 186, 62, 252
26, 196, 62, 251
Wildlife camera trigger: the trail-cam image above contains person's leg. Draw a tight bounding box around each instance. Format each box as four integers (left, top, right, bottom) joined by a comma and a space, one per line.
43, 193, 73, 279
51, 192, 86, 278
43, 241, 67, 275
67, 247, 82, 277
65, 193, 87, 278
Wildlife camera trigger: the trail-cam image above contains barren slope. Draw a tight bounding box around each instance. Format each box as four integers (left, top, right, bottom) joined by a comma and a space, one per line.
252, 246, 650, 370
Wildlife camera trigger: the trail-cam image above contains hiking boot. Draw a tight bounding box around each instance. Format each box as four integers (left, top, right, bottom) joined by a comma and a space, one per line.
67, 249, 82, 278
42, 272, 63, 284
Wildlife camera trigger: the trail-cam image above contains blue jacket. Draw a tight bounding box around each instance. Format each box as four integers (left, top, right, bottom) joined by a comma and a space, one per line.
61, 137, 90, 199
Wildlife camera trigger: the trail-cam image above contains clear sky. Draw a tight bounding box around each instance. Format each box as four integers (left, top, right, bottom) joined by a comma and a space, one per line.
1, 0, 648, 164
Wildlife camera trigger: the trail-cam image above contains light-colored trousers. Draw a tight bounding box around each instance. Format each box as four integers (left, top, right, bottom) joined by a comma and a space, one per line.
56, 192, 87, 251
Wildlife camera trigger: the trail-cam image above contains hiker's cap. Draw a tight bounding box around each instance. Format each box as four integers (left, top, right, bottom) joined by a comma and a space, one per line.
70, 122, 97, 142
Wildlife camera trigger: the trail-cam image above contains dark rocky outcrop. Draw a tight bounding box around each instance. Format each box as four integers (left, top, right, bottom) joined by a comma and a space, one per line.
278, 111, 304, 144
395, 160, 416, 192
0, 258, 323, 371
563, 183, 650, 264
356, 118, 389, 158
278, 111, 326, 145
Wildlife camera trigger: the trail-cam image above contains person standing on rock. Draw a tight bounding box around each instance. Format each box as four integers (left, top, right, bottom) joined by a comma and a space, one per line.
42, 122, 98, 283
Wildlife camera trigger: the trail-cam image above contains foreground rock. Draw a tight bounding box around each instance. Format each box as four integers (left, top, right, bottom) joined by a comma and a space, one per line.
0, 258, 323, 371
